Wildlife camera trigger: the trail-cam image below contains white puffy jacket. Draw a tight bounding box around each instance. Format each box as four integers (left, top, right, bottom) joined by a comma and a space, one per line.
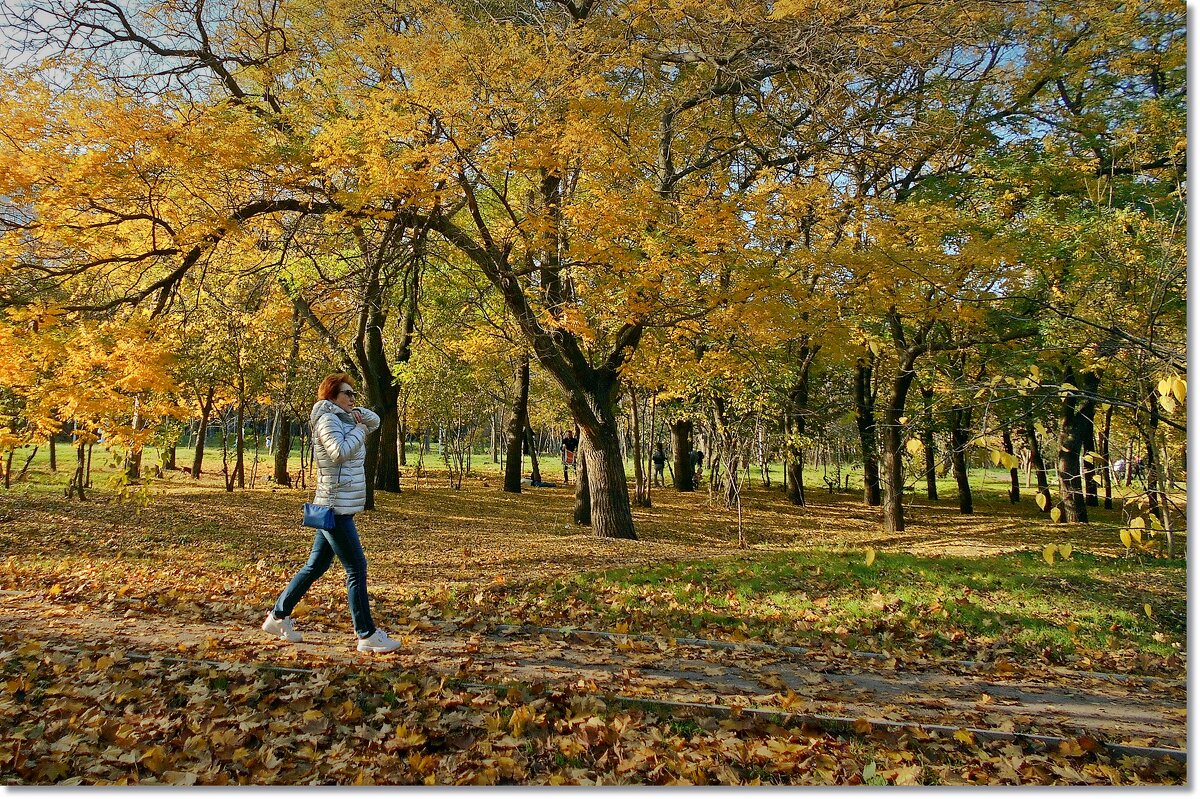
310, 399, 381, 515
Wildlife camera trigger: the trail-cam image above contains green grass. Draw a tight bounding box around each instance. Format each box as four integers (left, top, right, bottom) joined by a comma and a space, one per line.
470, 548, 1185, 670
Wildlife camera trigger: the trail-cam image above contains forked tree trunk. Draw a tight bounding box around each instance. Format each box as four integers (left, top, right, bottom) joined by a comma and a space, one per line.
66, 442, 87, 500
435, 204, 637, 540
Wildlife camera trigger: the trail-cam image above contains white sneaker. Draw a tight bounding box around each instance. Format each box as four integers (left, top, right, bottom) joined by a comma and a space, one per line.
262, 612, 302, 642
357, 629, 402, 653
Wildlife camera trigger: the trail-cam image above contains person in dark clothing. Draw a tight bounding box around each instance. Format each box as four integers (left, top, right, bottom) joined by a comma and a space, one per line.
692, 448, 704, 488
651, 441, 667, 486
561, 430, 579, 483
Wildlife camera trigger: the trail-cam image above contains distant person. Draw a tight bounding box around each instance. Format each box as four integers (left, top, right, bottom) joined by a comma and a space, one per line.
262, 373, 401, 654
651, 442, 667, 486
561, 430, 579, 483
692, 448, 704, 485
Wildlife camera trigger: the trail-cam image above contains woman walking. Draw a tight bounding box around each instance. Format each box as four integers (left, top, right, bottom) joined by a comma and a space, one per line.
262, 373, 402, 653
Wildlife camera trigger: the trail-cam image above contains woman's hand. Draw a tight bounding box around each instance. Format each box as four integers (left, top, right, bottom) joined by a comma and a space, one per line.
353, 409, 364, 426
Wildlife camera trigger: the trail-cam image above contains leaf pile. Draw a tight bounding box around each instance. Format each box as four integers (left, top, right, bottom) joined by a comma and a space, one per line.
0, 637, 1183, 785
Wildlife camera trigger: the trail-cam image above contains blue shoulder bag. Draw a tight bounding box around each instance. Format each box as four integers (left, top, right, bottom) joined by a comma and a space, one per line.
302, 446, 343, 530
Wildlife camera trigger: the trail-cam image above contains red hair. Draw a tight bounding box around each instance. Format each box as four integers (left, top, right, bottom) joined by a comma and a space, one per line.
318, 373, 355, 402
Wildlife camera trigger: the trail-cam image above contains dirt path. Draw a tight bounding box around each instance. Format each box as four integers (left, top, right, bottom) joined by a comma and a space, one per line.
1, 590, 1184, 756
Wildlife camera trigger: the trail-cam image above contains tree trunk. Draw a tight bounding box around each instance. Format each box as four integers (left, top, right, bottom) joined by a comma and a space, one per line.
273, 307, 302, 487
66, 442, 87, 500
574, 449, 591, 526
234, 388, 246, 490
503, 354, 530, 493
434, 199, 638, 540
578, 421, 636, 539
1140, 385, 1169, 541
272, 406, 292, 486
1055, 369, 1097, 523
783, 345, 817, 506
1081, 396, 1099, 507
374, 394, 402, 493
1001, 429, 1019, 503
921, 384, 937, 500
526, 424, 542, 485
1099, 404, 1114, 509
48, 435, 56, 473
671, 419, 695, 492
880, 364, 917, 533
629, 384, 650, 507
949, 405, 973, 515
853, 359, 882, 506
125, 397, 143, 481
193, 385, 215, 479
1024, 423, 1051, 513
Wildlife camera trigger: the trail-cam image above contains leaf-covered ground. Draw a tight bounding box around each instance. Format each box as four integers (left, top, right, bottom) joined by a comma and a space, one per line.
0, 470, 1187, 784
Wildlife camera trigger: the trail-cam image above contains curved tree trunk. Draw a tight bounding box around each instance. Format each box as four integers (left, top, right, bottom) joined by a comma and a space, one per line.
190, 392, 210, 478
434, 187, 639, 540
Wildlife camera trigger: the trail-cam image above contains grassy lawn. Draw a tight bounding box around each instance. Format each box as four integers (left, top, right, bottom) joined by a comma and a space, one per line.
462, 549, 1185, 671
0, 441, 1186, 678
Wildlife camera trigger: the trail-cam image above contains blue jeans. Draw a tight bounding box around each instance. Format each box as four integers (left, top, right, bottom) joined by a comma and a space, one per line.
273, 514, 376, 639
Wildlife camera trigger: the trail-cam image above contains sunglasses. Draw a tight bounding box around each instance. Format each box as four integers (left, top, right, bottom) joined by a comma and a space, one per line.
338, 388, 356, 399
